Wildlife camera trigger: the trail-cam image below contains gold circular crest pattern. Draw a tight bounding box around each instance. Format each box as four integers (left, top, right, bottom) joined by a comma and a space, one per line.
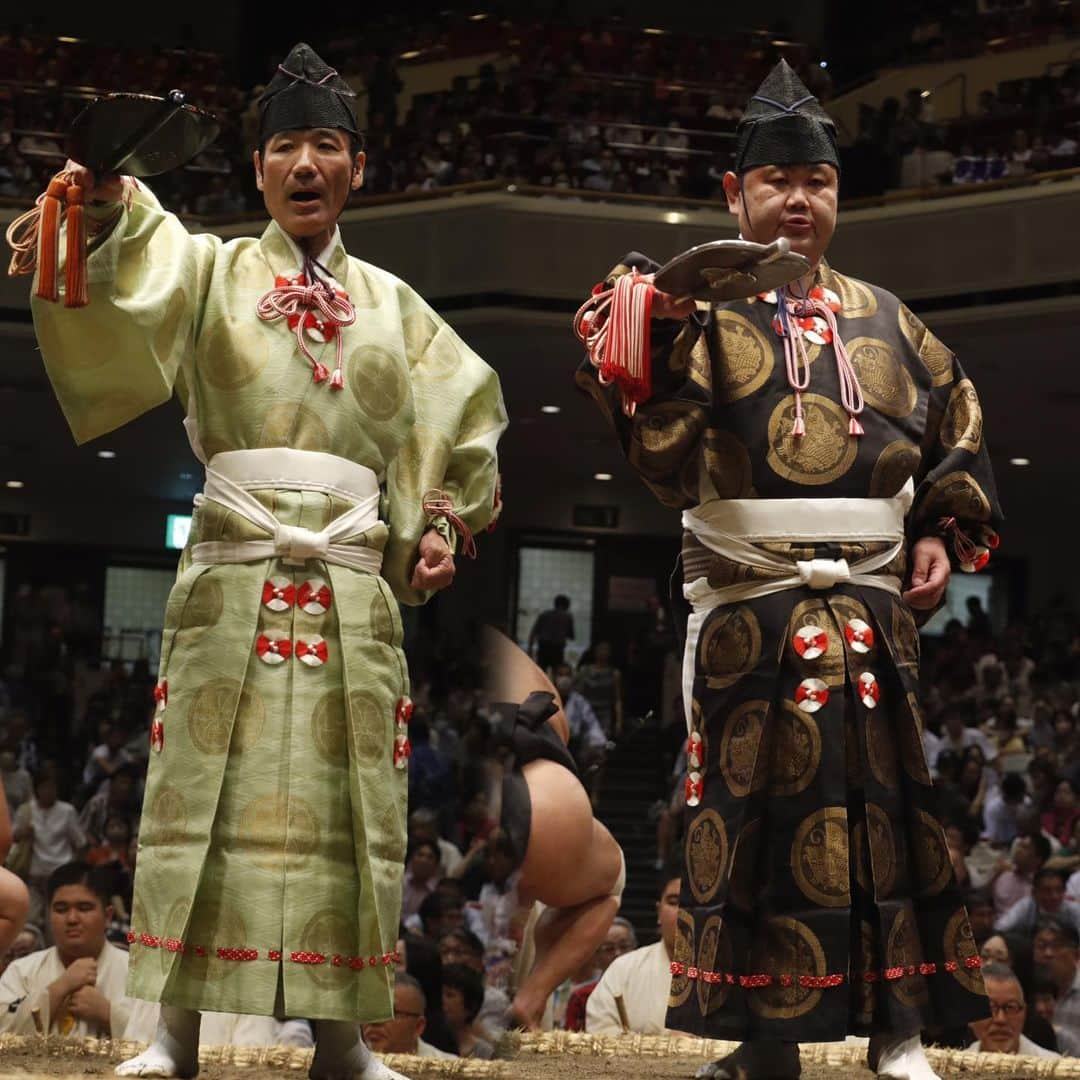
921, 470, 992, 523
770, 701, 823, 798
941, 379, 983, 454
898, 305, 953, 388
367, 789, 408, 863
900, 693, 933, 785
369, 589, 398, 646
891, 600, 920, 672
350, 346, 408, 421
686, 336, 713, 395
347, 690, 390, 768
914, 810, 952, 896
630, 402, 708, 479
728, 818, 762, 911
870, 440, 922, 498
748, 917, 828, 1020
188, 678, 266, 756
686, 808, 730, 904
177, 574, 225, 632
767, 393, 858, 487
238, 793, 320, 874
887, 908, 929, 1007
719, 700, 769, 797
258, 401, 331, 453
703, 428, 754, 498
181, 899, 247, 984
846, 338, 918, 418
699, 606, 762, 690
713, 310, 775, 403
787, 598, 845, 687
833, 274, 879, 320
944, 907, 983, 993
855, 804, 897, 899
697, 915, 732, 1015
299, 908, 357, 988
311, 689, 348, 765
201, 310, 271, 391
669, 909, 696, 1009
147, 785, 188, 847
406, 313, 464, 382
791, 806, 851, 908
866, 709, 900, 790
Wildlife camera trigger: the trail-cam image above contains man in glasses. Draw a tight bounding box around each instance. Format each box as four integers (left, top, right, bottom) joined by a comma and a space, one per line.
1034, 917, 1080, 1047
967, 963, 1058, 1058
361, 974, 454, 1059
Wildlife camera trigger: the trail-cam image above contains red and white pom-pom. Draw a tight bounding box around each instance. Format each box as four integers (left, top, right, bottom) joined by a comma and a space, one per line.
150, 716, 164, 754
793, 625, 829, 661
393, 733, 412, 769
685, 771, 703, 807
297, 578, 332, 615
573, 271, 656, 416
795, 678, 829, 713
858, 671, 881, 710
844, 619, 874, 654
295, 636, 329, 667
154, 681, 168, 706
255, 632, 292, 664
396, 696, 414, 728
262, 577, 296, 612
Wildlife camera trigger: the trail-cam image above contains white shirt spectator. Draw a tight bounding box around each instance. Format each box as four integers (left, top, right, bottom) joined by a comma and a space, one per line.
564, 692, 608, 750
984, 790, 1030, 846
937, 727, 998, 764
0, 941, 134, 1038
586, 940, 671, 1035
15, 797, 86, 879
466, 874, 521, 947
995, 896, 1080, 935
967, 1034, 1059, 1058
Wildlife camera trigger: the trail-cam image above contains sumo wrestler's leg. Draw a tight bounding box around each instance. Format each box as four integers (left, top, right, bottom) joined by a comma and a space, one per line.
0, 866, 29, 957
510, 759, 625, 1028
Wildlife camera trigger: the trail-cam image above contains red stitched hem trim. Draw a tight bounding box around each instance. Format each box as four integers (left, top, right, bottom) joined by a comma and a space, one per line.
671, 955, 980, 988
128, 933, 401, 971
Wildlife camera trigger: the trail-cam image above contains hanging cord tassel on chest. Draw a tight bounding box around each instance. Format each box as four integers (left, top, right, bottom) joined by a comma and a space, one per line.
774, 283, 865, 437
573, 271, 657, 416
4, 169, 121, 308
256, 253, 356, 389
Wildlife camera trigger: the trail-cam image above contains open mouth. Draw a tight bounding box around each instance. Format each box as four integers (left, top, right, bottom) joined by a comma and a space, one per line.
290, 191, 321, 204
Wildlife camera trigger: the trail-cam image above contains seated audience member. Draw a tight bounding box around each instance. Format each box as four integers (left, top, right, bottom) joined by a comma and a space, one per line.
1, 748, 32, 816
1032, 969, 1080, 1056
1033, 917, 1080, 1046
438, 928, 510, 1040
78, 765, 138, 848
86, 814, 133, 870
401, 838, 442, 921
362, 972, 456, 1058
12, 774, 86, 922
938, 701, 997, 764
1, 923, 44, 977
965, 889, 996, 946
408, 808, 464, 877
542, 948, 600, 1031
945, 817, 995, 890
997, 868, 1080, 935
410, 890, 465, 942
968, 963, 1059, 1057
992, 833, 1050, 918
1014, 803, 1064, 859
442, 963, 494, 1058
1044, 780, 1080, 847
984, 772, 1031, 848
0, 773, 29, 961
400, 933, 456, 1054
586, 871, 679, 1035
565, 916, 639, 1032
0, 862, 135, 1036
466, 830, 522, 952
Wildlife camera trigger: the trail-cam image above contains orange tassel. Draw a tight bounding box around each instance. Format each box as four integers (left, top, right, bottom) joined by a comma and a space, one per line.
34, 177, 68, 302
64, 184, 88, 309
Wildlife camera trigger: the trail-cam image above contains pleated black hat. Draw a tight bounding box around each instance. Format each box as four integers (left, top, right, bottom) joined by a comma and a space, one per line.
258, 43, 359, 147
734, 59, 839, 174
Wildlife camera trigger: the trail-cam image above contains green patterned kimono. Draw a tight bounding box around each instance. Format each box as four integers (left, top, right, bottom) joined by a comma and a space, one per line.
32, 183, 506, 1021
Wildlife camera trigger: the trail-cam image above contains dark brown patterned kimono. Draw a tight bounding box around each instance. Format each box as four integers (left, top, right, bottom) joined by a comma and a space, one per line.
576, 253, 1003, 1043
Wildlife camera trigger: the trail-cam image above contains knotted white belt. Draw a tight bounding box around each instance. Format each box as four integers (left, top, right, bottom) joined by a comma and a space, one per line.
680, 479, 914, 730
190, 448, 384, 574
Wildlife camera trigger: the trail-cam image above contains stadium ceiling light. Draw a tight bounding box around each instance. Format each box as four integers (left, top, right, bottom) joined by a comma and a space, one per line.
593, 472, 613, 481
5, 480, 24, 489
97, 449, 117, 459
819, 61, 828, 69
541, 404, 561, 414
399, 50, 422, 60
468, 12, 489, 20
643, 27, 667, 35
1009, 457, 1031, 466
920, 89, 932, 98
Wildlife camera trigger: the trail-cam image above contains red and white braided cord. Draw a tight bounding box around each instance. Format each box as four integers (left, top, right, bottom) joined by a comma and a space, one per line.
422, 489, 476, 559
256, 281, 356, 381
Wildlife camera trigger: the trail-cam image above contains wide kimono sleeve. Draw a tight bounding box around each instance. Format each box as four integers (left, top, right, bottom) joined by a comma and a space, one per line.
31, 181, 220, 444
382, 286, 507, 605
902, 305, 1004, 571
574, 252, 713, 510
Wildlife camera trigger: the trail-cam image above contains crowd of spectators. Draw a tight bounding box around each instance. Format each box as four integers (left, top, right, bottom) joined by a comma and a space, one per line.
5, 13, 1078, 217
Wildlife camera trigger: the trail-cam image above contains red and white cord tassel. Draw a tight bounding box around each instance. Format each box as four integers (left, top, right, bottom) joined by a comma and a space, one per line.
256, 277, 355, 388
422, 489, 477, 559
777, 288, 864, 437
394, 695, 413, 769
939, 516, 992, 572
573, 272, 656, 416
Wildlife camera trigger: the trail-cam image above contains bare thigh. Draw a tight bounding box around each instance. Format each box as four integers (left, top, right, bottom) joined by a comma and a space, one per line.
517, 759, 622, 909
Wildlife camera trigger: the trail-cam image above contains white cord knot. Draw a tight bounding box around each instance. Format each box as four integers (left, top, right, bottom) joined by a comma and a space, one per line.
274, 524, 330, 565
796, 558, 851, 590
